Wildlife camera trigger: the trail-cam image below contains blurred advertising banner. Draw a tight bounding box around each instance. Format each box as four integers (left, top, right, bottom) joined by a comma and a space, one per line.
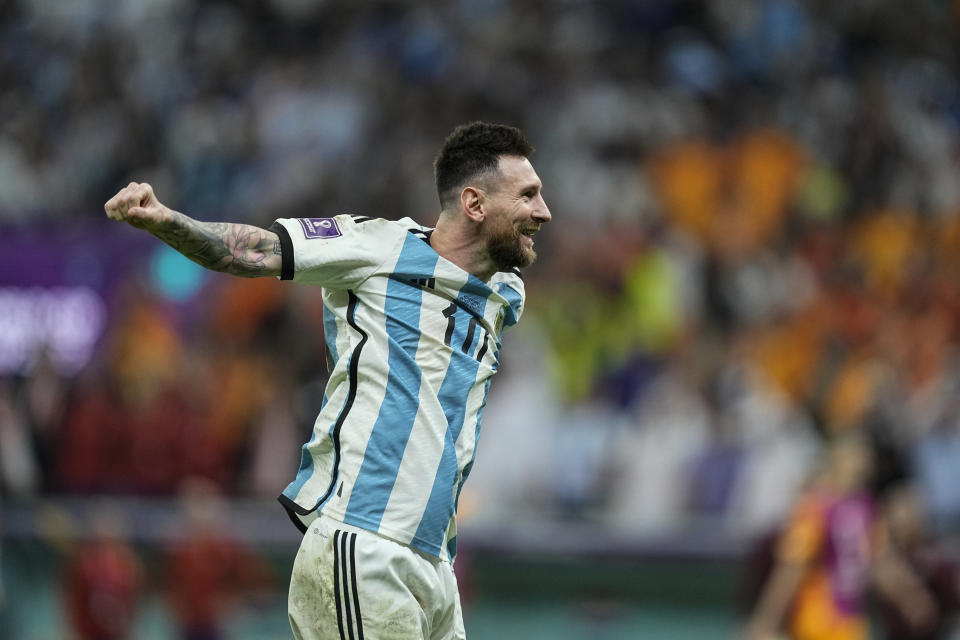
0, 220, 158, 374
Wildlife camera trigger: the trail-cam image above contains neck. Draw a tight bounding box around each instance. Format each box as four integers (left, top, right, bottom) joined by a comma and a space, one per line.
430, 212, 496, 281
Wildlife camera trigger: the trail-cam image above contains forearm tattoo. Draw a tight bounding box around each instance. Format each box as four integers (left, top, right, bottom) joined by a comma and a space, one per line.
154, 211, 277, 277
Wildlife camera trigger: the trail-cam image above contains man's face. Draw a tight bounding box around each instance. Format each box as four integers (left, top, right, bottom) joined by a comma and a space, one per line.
482, 155, 552, 272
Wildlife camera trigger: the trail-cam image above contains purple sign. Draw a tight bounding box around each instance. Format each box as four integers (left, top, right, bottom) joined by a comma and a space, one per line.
0, 220, 155, 291
0, 220, 157, 374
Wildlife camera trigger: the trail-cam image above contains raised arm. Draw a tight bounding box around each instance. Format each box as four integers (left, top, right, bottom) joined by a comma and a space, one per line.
744, 559, 805, 640
104, 182, 282, 278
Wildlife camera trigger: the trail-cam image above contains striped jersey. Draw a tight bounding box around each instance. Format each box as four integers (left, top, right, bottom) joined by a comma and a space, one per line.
271, 214, 525, 560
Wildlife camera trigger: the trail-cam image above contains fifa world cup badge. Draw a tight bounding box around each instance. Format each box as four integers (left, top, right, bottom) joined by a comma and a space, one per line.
298, 217, 342, 239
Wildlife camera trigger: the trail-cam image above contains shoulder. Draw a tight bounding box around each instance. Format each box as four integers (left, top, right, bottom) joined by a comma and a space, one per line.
500, 267, 524, 283
274, 215, 409, 244
393, 216, 434, 241
346, 215, 434, 241
490, 268, 525, 298
792, 492, 828, 521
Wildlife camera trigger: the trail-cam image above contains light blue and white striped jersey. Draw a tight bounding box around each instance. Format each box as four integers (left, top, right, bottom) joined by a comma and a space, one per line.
271, 214, 524, 560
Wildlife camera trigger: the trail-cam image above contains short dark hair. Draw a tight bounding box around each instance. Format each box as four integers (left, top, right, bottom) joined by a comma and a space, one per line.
433, 121, 534, 211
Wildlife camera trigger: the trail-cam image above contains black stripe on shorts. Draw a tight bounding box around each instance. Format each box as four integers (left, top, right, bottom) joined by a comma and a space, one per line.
333, 530, 346, 640
333, 530, 364, 640
349, 533, 365, 640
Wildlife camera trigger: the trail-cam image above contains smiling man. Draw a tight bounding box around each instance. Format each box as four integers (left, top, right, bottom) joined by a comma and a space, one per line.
104, 121, 550, 639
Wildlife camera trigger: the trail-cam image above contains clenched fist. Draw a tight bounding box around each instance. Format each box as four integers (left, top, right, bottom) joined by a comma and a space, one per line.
104, 182, 171, 231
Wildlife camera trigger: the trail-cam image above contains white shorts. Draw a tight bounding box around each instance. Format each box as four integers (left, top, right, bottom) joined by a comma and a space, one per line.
288, 513, 466, 640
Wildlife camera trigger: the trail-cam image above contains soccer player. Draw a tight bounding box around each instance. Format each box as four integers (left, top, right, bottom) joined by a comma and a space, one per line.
744, 433, 937, 640
104, 122, 551, 639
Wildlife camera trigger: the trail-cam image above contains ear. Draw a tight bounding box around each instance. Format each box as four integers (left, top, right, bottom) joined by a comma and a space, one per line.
460, 186, 485, 223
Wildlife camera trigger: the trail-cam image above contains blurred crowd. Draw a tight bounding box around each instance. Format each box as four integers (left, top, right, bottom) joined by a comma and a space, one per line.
2, 0, 960, 555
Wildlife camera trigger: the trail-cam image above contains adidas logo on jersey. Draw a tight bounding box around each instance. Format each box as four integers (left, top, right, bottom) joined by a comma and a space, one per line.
409, 277, 436, 290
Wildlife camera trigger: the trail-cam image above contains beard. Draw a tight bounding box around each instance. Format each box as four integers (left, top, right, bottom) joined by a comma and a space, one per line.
487, 220, 536, 272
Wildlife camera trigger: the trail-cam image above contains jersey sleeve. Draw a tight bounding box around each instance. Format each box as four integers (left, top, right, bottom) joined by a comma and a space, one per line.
270, 215, 402, 289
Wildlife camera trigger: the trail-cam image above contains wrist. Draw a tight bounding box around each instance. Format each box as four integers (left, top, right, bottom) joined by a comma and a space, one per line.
148, 205, 178, 232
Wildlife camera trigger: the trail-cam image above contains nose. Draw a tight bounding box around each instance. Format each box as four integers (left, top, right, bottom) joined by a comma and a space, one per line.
533, 195, 552, 223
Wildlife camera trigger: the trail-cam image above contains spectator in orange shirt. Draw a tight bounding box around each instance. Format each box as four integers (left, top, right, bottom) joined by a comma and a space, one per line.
746, 432, 936, 640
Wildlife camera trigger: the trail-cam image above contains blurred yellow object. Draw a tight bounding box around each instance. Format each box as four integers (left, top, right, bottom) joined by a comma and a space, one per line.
823, 354, 878, 433
650, 129, 806, 256
850, 210, 918, 298
622, 247, 682, 354
750, 306, 825, 403
110, 301, 182, 403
